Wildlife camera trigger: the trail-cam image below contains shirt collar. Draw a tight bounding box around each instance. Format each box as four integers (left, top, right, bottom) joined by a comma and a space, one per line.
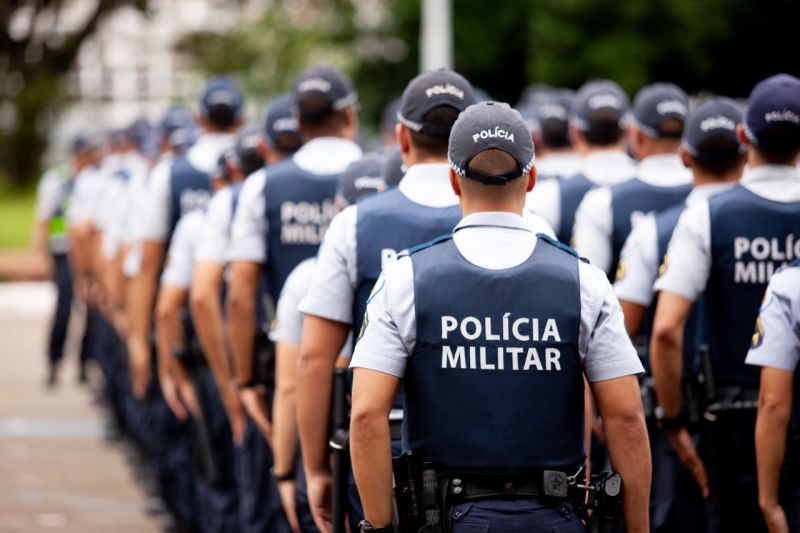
397, 163, 458, 207
580, 150, 636, 185
455, 211, 530, 232
741, 164, 800, 185
636, 153, 693, 186
187, 132, 237, 173
292, 137, 363, 175
685, 182, 735, 205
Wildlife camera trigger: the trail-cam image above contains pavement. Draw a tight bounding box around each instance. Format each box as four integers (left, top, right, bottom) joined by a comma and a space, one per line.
0, 282, 162, 532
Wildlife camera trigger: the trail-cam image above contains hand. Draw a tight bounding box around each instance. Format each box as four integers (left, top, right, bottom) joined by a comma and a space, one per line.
666, 427, 709, 498
129, 342, 152, 400
239, 386, 272, 445
761, 501, 790, 533
159, 371, 188, 421
306, 471, 333, 533
277, 479, 301, 533
220, 383, 247, 445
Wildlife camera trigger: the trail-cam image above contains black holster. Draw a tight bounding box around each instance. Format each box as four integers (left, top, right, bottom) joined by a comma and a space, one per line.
392, 452, 442, 533
330, 368, 350, 533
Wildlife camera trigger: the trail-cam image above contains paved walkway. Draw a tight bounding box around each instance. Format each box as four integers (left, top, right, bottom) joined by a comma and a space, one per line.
0, 283, 161, 532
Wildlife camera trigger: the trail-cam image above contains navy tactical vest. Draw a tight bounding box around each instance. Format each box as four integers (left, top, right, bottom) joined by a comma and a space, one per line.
557, 174, 595, 244
353, 188, 461, 336
609, 178, 691, 280
263, 159, 338, 301
168, 156, 211, 242
405, 234, 584, 473
702, 186, 800, 387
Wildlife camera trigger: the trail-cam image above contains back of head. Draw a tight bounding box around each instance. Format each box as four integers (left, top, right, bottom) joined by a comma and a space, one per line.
382, 145, 405, 188
570, 79, 629, 146
744, 73, 800, 164
200, 76, 244, 130
264, 93, 303, 155
536, 89, 574, 149
292, 65, 358, 138
631, 82, 688, 140
235, 127, 266, 177
397, 68, 477, 158
683, 97, 746, 176
337, 153, 386, 207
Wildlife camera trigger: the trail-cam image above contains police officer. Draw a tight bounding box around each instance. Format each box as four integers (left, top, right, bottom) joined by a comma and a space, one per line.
226, 66, 361, 440
33, 135, 95, 385
746, 262, 800, 533
295, 68, 475, 532
349, 101, 650, 532
271, 155, 384, 533
614, 97, 745, 533
650, 74, 800, 533
528, 89, 581, 181
574, 83, 692, 280
190, 94, 301, 533
526, 80, 636, 243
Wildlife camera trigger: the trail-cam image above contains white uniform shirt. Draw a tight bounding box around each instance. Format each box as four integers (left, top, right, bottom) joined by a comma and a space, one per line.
298, 163, 555, 325
655, 165, 800, 301
160, 210, 205, 289
136, 133, 236, 243
526, 150, 636, 236
227, 137, 363, 263
535, 152, 582, 180
745, 265, 800, 372
613, 183, 734, 307
351, 211, 643, 382
195, 185, 235, 264
574, 154, 693, 274
270, 257, 353, 356
67, 166, 103, 227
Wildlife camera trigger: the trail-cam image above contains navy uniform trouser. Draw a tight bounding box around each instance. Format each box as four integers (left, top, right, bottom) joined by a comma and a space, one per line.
702, 409, 767, 533
193, 366, 240, 533
449, 498, 585, 532
48, 253, 73, 365
235, 420, 291, 533
650, 429, 707, 532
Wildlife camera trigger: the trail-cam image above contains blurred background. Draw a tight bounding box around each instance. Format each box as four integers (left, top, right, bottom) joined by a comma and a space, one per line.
2, 0, 800, 254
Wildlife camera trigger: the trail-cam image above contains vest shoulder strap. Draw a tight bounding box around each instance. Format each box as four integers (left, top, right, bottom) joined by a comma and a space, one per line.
401, 233, 454, 259
537, 233, 588, 263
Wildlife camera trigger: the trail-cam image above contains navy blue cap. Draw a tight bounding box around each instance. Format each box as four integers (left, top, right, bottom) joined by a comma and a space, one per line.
264, 93, 302, 152
160, 105, 194, 138
381, 98, 401, 131
292, 66, 358, 112
199, 76, 244, 121
382, 146, 405, 188
337, 153, 385, 206
570, 79, 629, 133
631, 83, 688, 138
70, 133, 94, 155
235, 127, 265, 177
744, 73, 800, 152
534, 89, 574, 147
397, 69, 476, 137
449, 102, 535, 186
683, 97, 745, 160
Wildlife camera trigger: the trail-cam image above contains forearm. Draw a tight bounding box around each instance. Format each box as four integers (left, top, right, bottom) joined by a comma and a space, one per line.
272, 344, 299, 475
193, 288, 234, 389
155, 297, 185, 377
128, 244, 163, 360
350, 411, 394, 527
603, 407, 651, 532
227, 292, 256, 384
650, 327, 684, 417
31, 221, 49, 257
756, 402, 790, 508
297, 352, 335, 476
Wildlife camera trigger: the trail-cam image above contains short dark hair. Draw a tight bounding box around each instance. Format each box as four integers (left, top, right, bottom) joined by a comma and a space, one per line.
408, 105, 460, 157
540, 121, 571, 149
468, 148, 519, 176
655, 117, 684, 139
205, 104, 238, 129
752, 128, 800, 165
296, 96, 350, 137
692, 135, 746, 176
583, 110, 624, 146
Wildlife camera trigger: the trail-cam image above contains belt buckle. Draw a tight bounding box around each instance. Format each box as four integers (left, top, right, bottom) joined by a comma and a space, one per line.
501, 481, 515, 496
543, 470, 568, 498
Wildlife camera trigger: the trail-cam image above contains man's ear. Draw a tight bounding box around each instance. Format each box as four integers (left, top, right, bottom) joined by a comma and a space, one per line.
526, 166, 537, 192
396, 123, 410, 154
736, 124, 751, 147
678, 145, 692, 169
256, 135, 269, 159
449, 168, 461, 197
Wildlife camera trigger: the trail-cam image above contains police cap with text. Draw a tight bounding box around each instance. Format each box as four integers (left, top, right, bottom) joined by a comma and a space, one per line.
337, 153, 385, 207
449, 101, 535, 186
631, 82, 688, 138
744, 73, 800, 152
397, 68, 476, 137
570, 79, 629, 133
292, 65, 358, 112
682, 97, 744, 161
200, 76, 244, 120
264, 92, 302, 152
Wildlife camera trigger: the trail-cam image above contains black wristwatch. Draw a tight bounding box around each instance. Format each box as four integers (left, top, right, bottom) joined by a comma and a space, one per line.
269, 467, 295, 482
659, 412, 687, 431
359, 520, 394, 532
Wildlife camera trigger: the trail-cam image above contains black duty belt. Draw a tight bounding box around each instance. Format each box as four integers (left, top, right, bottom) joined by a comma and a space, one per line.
705, 386, 759, 417
444, 467, 584, 501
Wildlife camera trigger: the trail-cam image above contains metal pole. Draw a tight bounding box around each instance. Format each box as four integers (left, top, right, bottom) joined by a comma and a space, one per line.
421, 0, 453, 71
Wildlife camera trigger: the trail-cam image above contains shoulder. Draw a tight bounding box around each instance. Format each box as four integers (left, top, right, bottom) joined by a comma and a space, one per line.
285, 257, 316, 292
578, 185, 612, 209
768, 264, 800, 299
522, 210, 555, 238
207, 186, 232, 214
175, 209, 206, 235
237, 168, 268, 205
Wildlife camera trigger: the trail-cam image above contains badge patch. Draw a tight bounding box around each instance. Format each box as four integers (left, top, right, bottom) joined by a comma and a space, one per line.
357, 311, 369, 341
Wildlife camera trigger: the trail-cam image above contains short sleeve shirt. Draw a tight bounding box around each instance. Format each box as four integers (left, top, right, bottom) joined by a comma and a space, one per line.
745, 265, 800, 372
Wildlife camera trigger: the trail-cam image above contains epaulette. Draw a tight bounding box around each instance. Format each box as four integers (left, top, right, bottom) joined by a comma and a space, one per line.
537, 233, 590, 264
400, 233, 454, 259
